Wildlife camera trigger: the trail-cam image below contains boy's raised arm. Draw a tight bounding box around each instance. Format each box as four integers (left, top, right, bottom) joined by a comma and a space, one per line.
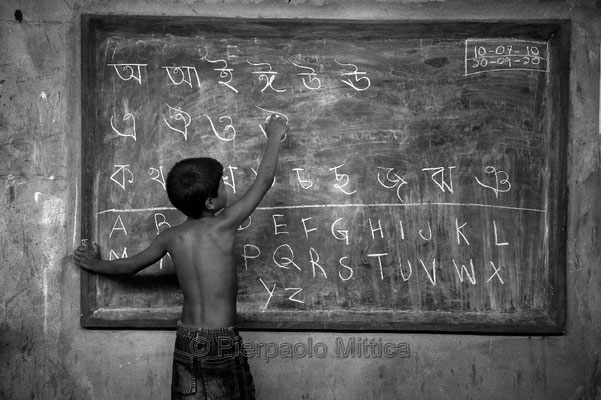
74, 234, 168, 275
221, 114, 289, 227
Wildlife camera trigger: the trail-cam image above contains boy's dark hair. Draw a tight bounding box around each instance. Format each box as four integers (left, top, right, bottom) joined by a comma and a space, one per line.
166, 157, 223, 219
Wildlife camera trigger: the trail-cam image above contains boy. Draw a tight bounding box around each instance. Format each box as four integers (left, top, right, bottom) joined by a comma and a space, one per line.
73, 115, 289, 399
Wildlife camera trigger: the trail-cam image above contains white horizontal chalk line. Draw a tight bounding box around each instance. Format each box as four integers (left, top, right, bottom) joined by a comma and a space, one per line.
96, 202, 546, 215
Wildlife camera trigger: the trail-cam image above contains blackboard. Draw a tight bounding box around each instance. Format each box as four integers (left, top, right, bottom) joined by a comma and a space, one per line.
80, 16, 569, 333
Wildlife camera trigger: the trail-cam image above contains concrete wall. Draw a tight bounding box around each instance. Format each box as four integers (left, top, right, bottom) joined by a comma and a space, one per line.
1, 0, 600, 399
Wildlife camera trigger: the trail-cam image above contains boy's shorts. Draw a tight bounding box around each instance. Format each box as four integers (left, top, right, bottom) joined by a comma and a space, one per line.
171, 321, 255, 400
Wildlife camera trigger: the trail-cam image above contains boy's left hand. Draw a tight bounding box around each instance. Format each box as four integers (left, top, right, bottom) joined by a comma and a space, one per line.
73, 242, 101, 271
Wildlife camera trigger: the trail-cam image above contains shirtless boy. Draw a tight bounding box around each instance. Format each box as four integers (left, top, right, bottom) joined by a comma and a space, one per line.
73, 115, 289, 399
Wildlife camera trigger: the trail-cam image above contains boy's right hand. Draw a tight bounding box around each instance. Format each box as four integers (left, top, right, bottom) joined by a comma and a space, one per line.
265, 114, 289, 139
73, 242, 102, 272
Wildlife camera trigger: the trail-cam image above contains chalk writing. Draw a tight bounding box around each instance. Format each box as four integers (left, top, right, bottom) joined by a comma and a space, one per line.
109, 247, 128, 261
369, 219, 384, 239
272, 214, 288, 235
367, 253, 388, 279
110, 164, 134, 190
329, 164, 356, 195
486, 261, 505, 284
309, 247, 328, 279
455, 219, 470, 245
204, 56, 239, 93
205, 114, 236, 141
418, 221, 432, 241
154, 213, 172, 270
226, 45, 239, 60
135, 40, 148, 60
453, 259, 477, 284
285, 288, 305, 304
331, 218, 349, 245
247, 61, 287, 93
148, 167, 166, 190
475, 166, 511, 198
300, 217, 316, 239
241, 244, 260, 269
465, 38, 549, 75
242, 244, 261, 269
335, 60, 371, 91
238, 217, 252, 231
97, 202, 546, 215
111, 113, 137, 141
164, 103, 191, 140
162, 66, 201, 88
108, 63, 146, 84
493, 220, 508, 246
223, 166, 238, 193
273, 244, 301, 271
97, 199, 535, 312
422, 166, 455, 193
154, 213, 171, 233
377, 167, 407, 202
259, 278, 275, 311
109, 215, 127, 238
398, 259, 412, 281
293, 168, 313, 189
292, 62, 322, 90
419, 258, 437, 286
338, 257, 353, 281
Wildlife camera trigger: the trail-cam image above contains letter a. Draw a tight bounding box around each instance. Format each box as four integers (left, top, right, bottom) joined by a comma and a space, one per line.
109, 215, 127, 238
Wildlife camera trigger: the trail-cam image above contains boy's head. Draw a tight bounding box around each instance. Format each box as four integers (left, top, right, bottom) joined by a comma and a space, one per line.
166, 157, 224, 218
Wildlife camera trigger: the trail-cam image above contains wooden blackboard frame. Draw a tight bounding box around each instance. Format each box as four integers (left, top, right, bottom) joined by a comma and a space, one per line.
80, 15, 569, 333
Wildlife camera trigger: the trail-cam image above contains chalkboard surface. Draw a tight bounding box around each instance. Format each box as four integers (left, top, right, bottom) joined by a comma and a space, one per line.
81, 16, 569, 332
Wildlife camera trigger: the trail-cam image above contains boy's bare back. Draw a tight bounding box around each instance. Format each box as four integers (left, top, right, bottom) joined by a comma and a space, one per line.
74, 115, 289, 329
163, 205, 239, 328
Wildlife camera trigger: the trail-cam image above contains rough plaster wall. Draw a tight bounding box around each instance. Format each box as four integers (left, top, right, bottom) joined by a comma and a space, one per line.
0, 0, 600, 399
